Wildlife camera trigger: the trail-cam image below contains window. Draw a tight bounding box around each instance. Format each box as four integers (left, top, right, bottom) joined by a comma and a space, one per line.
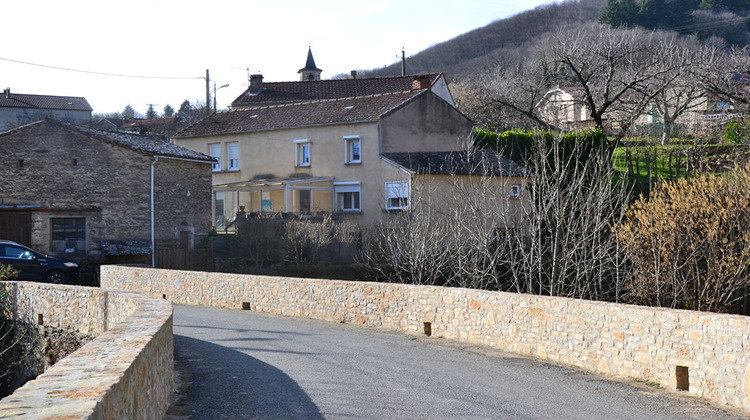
298, 190, 312, 212
209, 144, 221, 172
385, 181, 409, 210
510, 184, 521, 198
335, 182, 361, 212
51, 218, 85, 253
0, 244, 33, 260
344, 136, 361, 164
227, 142, 239, 171
295, 139, 311, 167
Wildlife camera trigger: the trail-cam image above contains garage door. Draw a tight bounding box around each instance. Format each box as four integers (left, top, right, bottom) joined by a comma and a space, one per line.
0, 211, 32, 246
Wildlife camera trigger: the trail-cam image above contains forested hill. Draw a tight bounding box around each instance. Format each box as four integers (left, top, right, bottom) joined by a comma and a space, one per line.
359, 0, 607, 79
358, 0, 750, 80
600, 0, 750, 45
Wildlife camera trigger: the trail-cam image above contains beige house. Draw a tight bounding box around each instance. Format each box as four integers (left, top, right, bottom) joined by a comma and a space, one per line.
537, 87, 594, 131
175, 86, 480, 229
175, 49, 527, 230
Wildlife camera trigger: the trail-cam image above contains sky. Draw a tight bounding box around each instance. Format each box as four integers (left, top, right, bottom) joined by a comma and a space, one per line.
1, 0, 554, 116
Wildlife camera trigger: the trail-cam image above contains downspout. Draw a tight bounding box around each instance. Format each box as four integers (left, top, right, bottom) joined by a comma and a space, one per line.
151, 156, 159, 267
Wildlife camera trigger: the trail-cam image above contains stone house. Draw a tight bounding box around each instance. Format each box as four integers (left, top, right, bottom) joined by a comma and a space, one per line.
0, 119, 214, 281
0, 88, 92, 130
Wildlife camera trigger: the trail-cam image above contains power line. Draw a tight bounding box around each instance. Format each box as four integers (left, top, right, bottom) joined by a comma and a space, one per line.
0, 57, 203, 80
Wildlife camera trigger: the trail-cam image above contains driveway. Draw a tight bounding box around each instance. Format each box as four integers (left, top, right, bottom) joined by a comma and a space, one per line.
168, 305, 748, 420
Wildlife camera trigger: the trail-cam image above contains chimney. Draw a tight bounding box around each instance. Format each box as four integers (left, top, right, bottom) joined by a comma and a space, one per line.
412, 75, 431, 90
4, 88, 9, 98
249, 74, 263, 93
351, 70, 358, 79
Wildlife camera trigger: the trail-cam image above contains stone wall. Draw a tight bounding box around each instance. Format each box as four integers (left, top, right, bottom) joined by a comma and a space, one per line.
101, 265, 750, 413
0, 282, 174, 419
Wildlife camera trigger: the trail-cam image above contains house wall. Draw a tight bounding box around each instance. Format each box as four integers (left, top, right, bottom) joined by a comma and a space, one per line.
176, 122, 380, 182
177, 123, 414, 226
379, 93, 474, 153
412, 174, 529, 227
0, 121, 212, 273
101, 265, 750, 414
0, 108, 91, 130
153, 158, 213, 248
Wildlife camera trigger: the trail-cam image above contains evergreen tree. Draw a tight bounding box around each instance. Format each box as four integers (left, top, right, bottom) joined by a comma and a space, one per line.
146, 104, 158, 120
600, 0, 639, 27
177, 100, 191, 119
163, 104, 175, 118
122, 104, 136, 119
699, 0, 750, 12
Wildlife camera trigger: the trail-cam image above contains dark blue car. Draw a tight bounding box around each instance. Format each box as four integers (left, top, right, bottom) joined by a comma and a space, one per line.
0, 240, 80, 284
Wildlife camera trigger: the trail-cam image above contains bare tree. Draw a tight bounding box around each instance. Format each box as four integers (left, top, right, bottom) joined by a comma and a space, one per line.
496, 131, 632, 301
361, 131, 631, 301
547, 25, 688, 141
643, 40, 715, 144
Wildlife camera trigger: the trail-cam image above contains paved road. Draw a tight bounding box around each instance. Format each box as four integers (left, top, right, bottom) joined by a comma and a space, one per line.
169, 305, 748, 420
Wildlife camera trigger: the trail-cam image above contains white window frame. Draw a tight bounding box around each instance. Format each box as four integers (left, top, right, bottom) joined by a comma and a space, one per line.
294, 139, 311, 167
209, 143, 221, 172
227, 142, 239, 171
385, 181, 409, 210
510, 184, 521, 198
334, 182, 361, 212
344, 135, 361, 164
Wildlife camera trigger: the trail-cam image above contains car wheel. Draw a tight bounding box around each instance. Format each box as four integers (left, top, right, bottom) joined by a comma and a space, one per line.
44, 270, 67, 284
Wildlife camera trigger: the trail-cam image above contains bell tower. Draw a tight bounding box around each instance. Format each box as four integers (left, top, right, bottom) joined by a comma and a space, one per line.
298, 47, 322, 81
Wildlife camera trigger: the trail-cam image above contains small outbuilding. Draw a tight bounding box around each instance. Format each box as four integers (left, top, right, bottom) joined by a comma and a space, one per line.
0, 119, 214, 282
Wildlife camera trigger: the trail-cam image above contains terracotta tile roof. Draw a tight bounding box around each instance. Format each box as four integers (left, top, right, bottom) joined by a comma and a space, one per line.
120, 116, 178, 129
231, 73, 442, 107
176, 90, 427, 138
0, 91, 92, 111
381, 150, 530, 177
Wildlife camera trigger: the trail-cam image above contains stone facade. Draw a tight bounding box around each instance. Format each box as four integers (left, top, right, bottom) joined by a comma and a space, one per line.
101, 265, 750, 414
0, 119, 213, 281
0, 281, 174, 419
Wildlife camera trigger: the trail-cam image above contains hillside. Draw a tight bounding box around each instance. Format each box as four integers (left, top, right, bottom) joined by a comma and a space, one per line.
360, 0, 608, 79
359, 0, 750, 81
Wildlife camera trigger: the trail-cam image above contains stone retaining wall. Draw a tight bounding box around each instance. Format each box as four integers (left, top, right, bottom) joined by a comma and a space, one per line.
101, 265, 750, 413
0, 281, 174, 419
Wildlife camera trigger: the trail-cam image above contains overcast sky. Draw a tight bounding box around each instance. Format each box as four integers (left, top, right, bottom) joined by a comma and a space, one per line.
1, 0, 554, 115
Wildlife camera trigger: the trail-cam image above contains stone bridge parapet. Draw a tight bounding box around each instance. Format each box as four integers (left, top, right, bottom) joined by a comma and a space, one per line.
0, 281, 173, 419
100, 265, 750, 414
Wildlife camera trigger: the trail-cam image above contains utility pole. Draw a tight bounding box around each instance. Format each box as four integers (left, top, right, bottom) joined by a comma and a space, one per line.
401, 47, 406, 76
205, 69, 211, 117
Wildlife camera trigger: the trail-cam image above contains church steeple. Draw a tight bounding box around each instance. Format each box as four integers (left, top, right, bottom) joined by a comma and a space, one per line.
298, 47, 322, 81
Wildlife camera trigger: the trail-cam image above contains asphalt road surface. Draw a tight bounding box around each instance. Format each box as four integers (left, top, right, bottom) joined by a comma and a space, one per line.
169, 305, 748, 420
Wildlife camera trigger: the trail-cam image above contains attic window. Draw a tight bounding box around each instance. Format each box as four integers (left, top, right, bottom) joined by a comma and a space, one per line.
17, 159, 24, 168
344, 105, 354, 109
249, 114, 259, 118
72, 159, 78, 166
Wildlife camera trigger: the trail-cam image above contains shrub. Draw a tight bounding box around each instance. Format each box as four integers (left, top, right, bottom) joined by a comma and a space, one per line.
616, 167, 750, 312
